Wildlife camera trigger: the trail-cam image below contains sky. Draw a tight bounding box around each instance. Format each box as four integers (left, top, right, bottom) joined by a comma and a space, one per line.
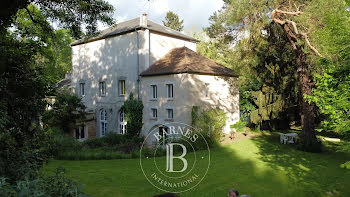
102, 0, 224, 33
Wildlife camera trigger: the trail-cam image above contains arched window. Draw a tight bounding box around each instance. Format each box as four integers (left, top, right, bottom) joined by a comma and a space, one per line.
119, 110, 127, 134
100, 109, 107, 136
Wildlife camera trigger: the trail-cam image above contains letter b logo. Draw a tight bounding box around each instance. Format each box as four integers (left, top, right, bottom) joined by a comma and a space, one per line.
166, 143, 188, 172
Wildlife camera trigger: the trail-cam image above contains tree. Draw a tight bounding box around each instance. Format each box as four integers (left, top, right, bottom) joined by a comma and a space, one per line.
162, 11, 184, 32
207, 0, 332, 152
12, 4, 74, 82
42, 91, 87, 133
0, 0, 115, 183
1, 0, 115, 38
120, 93, 143, 137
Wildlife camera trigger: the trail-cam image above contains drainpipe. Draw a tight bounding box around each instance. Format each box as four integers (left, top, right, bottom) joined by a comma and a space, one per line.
136, 13, 147, 100
136, 30, 140, 100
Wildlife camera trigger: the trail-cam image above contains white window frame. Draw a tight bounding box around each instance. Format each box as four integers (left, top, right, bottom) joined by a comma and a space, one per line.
151, 108, 158, 119
100, 109, 107, 136
75, 125, 87, 141
166, 108, 174, 120
166, 83, 174, 99
99, 81, 106, 96
119, 110, 127, 134
119, 80, 126, 96
151, 84, 157, 100
79, 83, 85, 96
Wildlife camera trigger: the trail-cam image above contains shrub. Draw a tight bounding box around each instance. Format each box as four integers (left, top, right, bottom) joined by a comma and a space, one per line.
47, 127, 82, 156
120, 93, 143, 137
231, 120, 248, 132
191, 106, 227, 147
42, 90, 86, 133
0, 167, 87, 197
83, 137, 108, 149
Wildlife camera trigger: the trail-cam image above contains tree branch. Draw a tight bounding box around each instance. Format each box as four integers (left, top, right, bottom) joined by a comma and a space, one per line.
273, 9, 303, 16
271, 9, 323, 57
301, 33, 323, 57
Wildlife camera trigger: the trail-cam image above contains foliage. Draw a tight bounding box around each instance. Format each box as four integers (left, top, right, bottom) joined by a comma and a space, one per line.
56, 148, 134, 160
0, 0, 115, 187
340, 161, 350, 170
305, 0, 350, 138
230, 120, 247, 132
12, 4, 74, 83
162, 11, 184, 32
47, 127, 83, 156
120, 93, 143, 137
191, 106, 227, 146
0, 167, 87, 197
53, 132, 143, 160
0, 32, 52, 183
42, 91, 86, 133
1, 0, 115, 38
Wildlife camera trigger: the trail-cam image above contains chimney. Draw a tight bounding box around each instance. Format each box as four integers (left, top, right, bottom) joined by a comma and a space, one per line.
140, 13, 147, 28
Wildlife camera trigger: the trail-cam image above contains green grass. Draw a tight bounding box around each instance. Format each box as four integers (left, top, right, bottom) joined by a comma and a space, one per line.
42, 133, 350, 197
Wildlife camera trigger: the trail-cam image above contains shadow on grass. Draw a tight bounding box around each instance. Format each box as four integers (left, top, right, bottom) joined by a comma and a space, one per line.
43, 133, 350, 197
248, 132, 350, 196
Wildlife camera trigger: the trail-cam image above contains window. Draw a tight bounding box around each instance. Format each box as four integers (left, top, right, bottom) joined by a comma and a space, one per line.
166, 84, 174, 99
79, 83, 85, 96
119, 110, 127, 134
166, 109, 174, 119
151, 108, 157, 119
151, 85, 157, 99
75, 125, 86, 140
119, 80, 126, 96
100, 109, 107, 136
205, 83, 209, 97
99, 81, 106, 96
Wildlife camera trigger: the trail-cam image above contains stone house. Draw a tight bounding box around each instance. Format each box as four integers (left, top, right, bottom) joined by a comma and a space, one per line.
69, 14, 239, 141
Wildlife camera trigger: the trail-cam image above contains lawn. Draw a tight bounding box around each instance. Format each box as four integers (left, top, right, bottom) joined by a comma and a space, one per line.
42, 132, 350, 197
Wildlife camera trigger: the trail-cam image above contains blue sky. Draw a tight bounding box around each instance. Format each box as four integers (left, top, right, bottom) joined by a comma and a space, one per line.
102, 0, 224, 32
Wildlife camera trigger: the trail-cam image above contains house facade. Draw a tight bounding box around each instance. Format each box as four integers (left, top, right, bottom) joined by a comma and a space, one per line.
70, 14, 239, 141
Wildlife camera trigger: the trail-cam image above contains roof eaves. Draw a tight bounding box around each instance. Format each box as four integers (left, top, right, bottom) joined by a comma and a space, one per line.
140, 71, 237, 77
71, 26, 142, 46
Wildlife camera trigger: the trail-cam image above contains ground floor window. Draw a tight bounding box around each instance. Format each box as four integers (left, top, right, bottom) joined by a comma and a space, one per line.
119, 110, 127, 134
75, 125, 86, 140
100, 109, 107, 136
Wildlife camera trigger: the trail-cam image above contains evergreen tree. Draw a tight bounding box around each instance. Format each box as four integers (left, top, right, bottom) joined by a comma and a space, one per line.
162, 11, 184, 32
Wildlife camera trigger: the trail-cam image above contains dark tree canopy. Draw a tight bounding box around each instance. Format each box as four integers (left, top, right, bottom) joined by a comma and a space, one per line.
162, 11, 184, 32
0, 0, 115, 183
1, 0, 115, 38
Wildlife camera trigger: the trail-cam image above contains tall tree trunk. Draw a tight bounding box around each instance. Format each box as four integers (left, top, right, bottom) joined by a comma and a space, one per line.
283, 25, 321, 152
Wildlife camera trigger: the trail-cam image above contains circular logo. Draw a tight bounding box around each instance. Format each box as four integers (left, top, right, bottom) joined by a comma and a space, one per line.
140, 122, 210, 193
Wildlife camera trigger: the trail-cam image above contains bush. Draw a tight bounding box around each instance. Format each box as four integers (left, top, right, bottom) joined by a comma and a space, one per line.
120, 93, 143, 136
191, 106, 227, 147
48, 127, 82, 156
231, 120, 248, 132
54, 133, 144, 160
0, 167, 87, 197
42, 90, 86, 133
